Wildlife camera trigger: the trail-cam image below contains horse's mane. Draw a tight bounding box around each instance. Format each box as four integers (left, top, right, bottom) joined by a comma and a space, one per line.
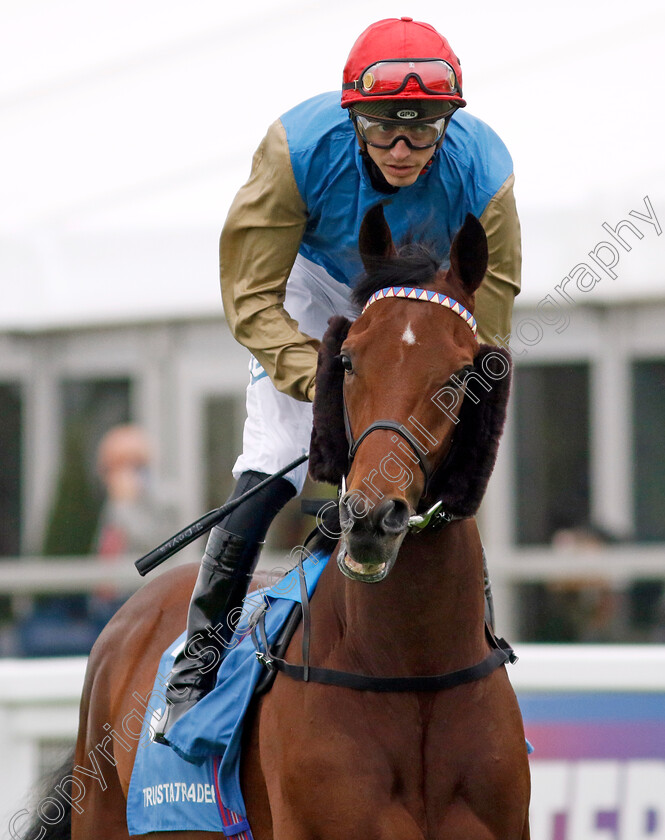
352, 240, 441, 308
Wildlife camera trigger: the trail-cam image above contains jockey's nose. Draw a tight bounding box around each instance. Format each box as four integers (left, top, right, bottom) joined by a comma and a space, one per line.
390, 139, 411, 160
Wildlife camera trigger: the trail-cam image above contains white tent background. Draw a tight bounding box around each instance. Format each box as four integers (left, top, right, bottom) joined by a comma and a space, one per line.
2, 0, 664, 330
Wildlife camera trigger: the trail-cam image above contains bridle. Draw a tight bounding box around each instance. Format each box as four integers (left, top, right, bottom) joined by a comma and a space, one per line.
343, 409, 435, 491
360, 284, 477, 330
250, 289, 518, 691
341, 285, 478, 520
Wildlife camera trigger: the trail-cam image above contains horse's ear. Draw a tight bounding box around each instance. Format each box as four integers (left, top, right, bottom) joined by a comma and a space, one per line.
309, 316, 352, 484
359, 203, 396, 273
449, 214, 488, 295
429, 345, 512, 517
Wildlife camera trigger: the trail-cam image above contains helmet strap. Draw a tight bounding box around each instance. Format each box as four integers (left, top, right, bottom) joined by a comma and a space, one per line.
420, 151, 437, 174
359, 147, 400, 194
418, 117, 451, 173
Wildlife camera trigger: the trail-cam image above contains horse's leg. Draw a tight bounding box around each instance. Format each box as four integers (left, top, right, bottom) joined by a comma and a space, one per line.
253, 694, 427, 840
71, 628, 136, 840
267, 791, 428, 840
70, 749, 128, 840
71, 565, 197, 838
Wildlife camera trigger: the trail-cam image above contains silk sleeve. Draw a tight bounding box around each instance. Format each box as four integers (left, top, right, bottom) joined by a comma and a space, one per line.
476, 173, 522, 345
220, 119, 318, 402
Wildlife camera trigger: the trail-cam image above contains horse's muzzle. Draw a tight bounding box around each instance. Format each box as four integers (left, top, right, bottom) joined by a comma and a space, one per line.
337, 496, 410, 583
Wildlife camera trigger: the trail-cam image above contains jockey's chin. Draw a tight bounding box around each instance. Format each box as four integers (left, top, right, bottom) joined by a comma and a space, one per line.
365, 141, 433, 188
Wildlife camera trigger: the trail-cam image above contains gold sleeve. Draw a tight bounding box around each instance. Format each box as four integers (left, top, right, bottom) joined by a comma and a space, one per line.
475, 173, 522, 345
220, 119, 319, 403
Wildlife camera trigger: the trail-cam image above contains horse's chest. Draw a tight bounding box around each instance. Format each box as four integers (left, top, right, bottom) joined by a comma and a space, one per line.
266, 679, 462, 792
259, 685, 476, 838
257, 668, 528, 838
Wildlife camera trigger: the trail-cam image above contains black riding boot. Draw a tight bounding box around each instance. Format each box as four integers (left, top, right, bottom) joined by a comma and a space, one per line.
153, 528, 261, 740
154, 470, 295, 743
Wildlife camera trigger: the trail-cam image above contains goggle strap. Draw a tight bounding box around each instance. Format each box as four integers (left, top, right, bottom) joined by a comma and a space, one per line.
347, 59, 461, 97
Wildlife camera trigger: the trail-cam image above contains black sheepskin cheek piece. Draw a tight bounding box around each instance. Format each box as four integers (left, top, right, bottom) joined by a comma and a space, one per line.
429, 345, 512, 517
309, 315, 352, 485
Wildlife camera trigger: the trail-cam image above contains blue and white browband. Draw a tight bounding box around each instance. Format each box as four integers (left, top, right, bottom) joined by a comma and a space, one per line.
361, 286, 478, 338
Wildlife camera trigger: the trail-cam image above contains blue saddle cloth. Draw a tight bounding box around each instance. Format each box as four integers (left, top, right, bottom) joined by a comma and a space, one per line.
126, 548, 329, 834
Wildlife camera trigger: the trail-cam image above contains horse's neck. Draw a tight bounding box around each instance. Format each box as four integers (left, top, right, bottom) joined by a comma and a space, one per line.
319, 519, 487, 676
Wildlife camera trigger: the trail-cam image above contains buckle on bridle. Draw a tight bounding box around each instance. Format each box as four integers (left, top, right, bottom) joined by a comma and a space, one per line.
255, 650, 274, 670
407, 500, 443, 532
408, 501, 458, 532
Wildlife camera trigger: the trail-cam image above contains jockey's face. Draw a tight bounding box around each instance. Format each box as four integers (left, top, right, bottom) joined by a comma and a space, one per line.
364, 138, 433, 187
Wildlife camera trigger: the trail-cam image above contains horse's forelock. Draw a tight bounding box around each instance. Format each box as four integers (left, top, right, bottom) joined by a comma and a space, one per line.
352, 241, 441, 309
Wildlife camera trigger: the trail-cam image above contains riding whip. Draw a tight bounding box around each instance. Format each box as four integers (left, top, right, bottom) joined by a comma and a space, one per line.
134, 453, 309, 576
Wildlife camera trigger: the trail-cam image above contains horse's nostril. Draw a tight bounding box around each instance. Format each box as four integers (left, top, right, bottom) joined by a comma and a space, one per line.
340, 490, 375, 523
340, 494, 409, 537
374, 499, 410, 536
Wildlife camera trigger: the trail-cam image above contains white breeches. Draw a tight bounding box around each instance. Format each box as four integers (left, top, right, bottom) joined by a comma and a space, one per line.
232, 254, 359, 493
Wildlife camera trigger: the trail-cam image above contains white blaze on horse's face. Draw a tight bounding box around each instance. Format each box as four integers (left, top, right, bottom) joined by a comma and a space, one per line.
401, 323, 416, 345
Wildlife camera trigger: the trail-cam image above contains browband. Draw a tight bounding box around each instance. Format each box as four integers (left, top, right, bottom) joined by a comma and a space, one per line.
361, 286, 478, 338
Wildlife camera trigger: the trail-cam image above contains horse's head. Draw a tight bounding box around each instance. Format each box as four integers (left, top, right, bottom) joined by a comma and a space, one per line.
309, 205, 512, 583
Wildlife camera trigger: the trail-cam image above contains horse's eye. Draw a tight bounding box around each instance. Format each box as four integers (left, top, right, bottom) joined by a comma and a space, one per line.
339, 354, 353, 373
447, 365, 475, 388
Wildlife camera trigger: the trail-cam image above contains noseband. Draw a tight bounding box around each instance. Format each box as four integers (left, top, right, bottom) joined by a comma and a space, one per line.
342, 286, 478, 496
343, 410, 435, 490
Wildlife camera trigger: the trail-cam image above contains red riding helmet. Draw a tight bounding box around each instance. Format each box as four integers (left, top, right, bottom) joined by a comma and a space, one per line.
342, 17, 466, 112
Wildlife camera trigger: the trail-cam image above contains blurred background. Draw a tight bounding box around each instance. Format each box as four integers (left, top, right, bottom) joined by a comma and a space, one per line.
0, 0, 665, 656
1, 0, 664, 657
2, 2, 665, 833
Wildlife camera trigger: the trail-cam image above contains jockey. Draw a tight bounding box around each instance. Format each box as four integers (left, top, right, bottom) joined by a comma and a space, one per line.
155, 16, 521, 741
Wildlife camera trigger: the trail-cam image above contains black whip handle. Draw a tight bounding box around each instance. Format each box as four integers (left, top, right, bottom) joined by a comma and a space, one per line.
134, 453, 308, 576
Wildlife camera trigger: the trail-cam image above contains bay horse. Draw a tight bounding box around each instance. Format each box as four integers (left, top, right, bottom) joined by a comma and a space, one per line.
25, 206, 530, 840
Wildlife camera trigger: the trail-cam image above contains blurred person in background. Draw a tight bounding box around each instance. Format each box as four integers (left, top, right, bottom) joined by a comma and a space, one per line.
90, 424, 173, 624
520, 525, 625, 643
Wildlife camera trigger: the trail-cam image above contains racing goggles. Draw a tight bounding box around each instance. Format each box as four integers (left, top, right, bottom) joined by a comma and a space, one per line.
353, 113, 448, 150
343, 59, 462, 98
